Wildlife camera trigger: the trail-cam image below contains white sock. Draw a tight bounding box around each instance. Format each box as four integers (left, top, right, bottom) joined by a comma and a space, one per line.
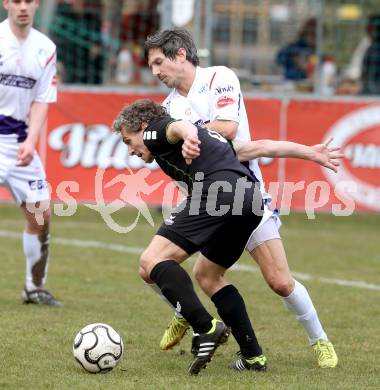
23, 232, 49, 290
282, 279, 328, 344
146, 282, 183, 319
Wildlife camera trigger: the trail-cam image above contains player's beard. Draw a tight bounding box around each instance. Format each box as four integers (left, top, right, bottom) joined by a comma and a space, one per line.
166, 78, 178, 89
160, 75, 177, 89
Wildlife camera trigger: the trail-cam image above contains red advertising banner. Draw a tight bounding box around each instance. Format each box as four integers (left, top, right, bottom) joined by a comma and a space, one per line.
45, 91, 283, 208
1, 90, 379, 214
46, 92, 171, 205
285, 100, 380, 213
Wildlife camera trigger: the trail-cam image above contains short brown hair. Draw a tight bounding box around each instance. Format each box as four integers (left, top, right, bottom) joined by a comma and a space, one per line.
144, 29, 200, 66
113, 99, 170, 133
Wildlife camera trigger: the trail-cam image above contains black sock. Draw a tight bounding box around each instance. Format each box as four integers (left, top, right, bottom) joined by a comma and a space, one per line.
150, 260, 213, 334
211, 284, 263, 358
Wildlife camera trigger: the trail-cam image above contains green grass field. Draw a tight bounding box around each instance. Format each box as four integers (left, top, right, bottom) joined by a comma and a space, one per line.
1, 203, 379, 390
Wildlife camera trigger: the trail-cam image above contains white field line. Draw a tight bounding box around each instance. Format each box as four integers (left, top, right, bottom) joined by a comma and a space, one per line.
1, 229, 379, 292
0, 230, 143, 255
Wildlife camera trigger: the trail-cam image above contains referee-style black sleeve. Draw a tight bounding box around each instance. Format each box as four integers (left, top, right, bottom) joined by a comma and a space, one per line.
143, 116, 178, 156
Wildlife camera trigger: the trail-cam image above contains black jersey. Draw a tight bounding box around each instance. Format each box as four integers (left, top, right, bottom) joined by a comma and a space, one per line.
143, 116, 257, 192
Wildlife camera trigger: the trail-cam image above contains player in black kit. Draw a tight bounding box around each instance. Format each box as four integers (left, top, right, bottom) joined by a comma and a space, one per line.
113, 99, 342, 375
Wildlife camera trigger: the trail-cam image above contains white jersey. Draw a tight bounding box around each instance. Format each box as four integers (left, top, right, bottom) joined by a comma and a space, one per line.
163, 66, 269, 197
0, 19, 57, 144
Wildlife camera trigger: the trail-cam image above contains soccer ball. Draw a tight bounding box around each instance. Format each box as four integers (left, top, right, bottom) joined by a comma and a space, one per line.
73, 323, 124, 373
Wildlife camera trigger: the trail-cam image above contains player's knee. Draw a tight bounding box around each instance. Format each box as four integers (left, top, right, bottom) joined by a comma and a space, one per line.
38, 209, 51, 233
192, 263, 206, 284
138, 265, 150, 283
25, 203, 51, 233
139, 249, 165, 279
193, 266, 222, 295
43, 207, 51, 224
269, 277, 294, 297
26, 213, 51, 235
39, 211, 50, 234
139, 250, 154, 277
196, 277, 214, 296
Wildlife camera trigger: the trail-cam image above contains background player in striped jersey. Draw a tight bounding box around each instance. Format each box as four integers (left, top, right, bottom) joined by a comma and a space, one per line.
143, 29, 337, 369
0, 0, 61, 306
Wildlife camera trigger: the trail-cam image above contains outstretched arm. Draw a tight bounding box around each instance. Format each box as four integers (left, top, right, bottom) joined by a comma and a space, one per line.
233, 138, 343, 172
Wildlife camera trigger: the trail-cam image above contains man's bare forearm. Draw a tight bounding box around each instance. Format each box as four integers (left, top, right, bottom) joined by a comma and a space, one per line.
27, 102, 49, 145
234, 139, 316, 162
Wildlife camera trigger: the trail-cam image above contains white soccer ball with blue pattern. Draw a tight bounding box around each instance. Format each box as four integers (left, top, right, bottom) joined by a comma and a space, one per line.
73, 323, 124, 373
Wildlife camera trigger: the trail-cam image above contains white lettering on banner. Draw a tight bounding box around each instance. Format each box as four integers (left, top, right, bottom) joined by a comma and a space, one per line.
345, 144, 380, 168
323, 105, 380, 211
48, 123, 159, 170
81, 125, 110, 168
49, 123, 85, 167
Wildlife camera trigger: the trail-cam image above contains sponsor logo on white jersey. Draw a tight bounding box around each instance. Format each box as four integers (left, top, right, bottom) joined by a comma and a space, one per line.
214, 84, 234, 95
216, 95, 235, 109
198, 83, 208, 94
0, 74, 36, 89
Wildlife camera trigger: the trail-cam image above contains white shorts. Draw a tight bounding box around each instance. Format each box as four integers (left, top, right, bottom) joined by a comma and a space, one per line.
0, 141, 50, 205
245, 201, 282, 253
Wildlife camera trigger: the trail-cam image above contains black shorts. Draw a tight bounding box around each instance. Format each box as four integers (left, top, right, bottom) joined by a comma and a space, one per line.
157, 173, 263, 269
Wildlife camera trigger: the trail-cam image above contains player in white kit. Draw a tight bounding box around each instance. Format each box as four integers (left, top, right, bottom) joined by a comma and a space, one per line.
0, 0, 62, 306
144, 29, 337, 369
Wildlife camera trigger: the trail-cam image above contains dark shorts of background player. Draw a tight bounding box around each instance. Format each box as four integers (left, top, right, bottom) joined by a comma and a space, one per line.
157, 172, 263, 269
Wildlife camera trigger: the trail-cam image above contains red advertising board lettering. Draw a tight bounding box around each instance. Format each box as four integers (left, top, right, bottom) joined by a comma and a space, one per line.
286, 100, 380, 212
1, 91, 379, 214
